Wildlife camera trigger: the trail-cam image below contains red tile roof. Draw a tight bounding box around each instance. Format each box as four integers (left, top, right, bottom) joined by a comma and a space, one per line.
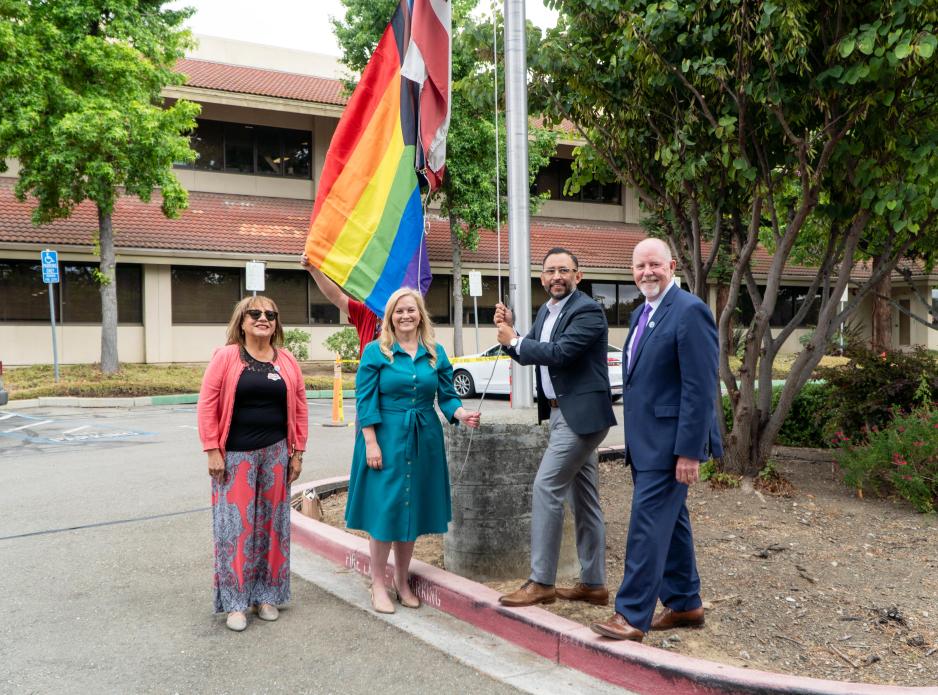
174, 58, 347, 106
1, 178, 926, 282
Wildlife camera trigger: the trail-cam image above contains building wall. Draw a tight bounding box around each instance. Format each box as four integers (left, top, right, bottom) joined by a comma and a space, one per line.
0, 325, 145, 365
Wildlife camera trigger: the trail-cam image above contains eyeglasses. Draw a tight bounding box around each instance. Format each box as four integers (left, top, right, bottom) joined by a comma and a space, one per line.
542, 267, 577, 277
245, 309, 278, 321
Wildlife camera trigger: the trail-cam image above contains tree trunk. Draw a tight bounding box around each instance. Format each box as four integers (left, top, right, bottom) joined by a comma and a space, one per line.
98, 206, 119, 374
450, 215, 464, 357
870, 266, 892, 352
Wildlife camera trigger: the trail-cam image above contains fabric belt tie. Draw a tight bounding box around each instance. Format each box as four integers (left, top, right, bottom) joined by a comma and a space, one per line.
380, 404, 435, 461
548, 398, 560, 408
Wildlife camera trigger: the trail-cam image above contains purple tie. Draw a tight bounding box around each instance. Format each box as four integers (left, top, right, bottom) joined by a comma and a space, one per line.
628, 303, 652, 371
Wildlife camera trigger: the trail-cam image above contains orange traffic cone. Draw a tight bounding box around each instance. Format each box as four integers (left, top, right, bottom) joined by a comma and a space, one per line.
323, 353, 348, 427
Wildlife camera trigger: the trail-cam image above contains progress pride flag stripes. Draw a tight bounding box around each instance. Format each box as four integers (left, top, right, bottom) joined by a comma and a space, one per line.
304, 0, 450, 317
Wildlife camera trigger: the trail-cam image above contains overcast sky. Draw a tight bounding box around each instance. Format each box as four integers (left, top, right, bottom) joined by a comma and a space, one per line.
168, 0, 559, 55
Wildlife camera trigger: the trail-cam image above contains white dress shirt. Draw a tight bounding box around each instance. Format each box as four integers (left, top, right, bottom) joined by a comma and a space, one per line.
515, 292, 574, 400
627, 279, 677, 370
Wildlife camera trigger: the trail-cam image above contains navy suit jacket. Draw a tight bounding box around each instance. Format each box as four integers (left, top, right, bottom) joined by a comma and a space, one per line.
507, 289, 617, 436
622, 284, 723, 470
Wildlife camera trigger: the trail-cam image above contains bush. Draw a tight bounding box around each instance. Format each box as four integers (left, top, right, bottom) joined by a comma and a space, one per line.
323, 327, 360, 363
283, 328, 310, 361
835, 407, 938, 513
721, 381, 833, 449
816, 347, 938, 442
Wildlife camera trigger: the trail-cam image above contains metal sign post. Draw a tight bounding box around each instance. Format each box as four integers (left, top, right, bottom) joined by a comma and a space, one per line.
468, 271, 483, 353
245, 261, 265, 296
40, 249, 60, 382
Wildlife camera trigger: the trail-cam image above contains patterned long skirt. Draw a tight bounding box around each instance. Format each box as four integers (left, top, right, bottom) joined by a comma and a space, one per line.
212, 438, 291, 613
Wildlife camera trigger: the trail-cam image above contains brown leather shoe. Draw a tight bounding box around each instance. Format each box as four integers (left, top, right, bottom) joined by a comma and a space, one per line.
498, 580, 556, 607
590, 613, 644, 642
650, 606, 705, 631
555, 583, 609, 606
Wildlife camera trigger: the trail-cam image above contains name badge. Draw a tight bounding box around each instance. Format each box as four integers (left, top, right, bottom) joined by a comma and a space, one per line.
267, 372, 282, 382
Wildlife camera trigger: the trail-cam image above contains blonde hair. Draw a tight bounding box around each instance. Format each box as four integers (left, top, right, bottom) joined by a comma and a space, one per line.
378, 288, 437, 367
225, 295, 285, 349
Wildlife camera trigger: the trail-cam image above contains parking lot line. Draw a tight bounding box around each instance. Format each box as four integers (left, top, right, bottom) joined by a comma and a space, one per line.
62, 425, 91, 434
5, 420, 53, 432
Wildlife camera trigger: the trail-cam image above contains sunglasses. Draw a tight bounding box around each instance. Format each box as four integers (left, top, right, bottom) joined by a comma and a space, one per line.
245, 309, 278, 321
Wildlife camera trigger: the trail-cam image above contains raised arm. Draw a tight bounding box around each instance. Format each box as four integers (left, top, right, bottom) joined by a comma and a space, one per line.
301, 255, 349, 314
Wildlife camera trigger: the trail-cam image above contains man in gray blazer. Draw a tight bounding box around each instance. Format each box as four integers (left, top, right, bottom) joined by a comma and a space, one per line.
494, 247, 617, 607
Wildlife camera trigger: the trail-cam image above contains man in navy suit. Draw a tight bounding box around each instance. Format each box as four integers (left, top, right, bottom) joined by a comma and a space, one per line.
494, 247, 617, 607
591, 238, 722, 642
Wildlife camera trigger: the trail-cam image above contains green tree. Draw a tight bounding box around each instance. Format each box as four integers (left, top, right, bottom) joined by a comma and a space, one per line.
536, 0, 938, 474
332, 0, 554, 355
0, 0, 200, 373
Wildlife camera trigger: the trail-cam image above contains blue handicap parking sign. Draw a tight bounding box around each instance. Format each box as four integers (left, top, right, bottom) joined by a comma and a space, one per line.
40, 249, 59, 283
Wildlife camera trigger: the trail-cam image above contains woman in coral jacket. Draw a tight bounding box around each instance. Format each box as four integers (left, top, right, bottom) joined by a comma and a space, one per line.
197, 295, 308, 632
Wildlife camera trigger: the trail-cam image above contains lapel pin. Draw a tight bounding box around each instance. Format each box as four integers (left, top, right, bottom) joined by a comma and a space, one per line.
648, 321, 655, 328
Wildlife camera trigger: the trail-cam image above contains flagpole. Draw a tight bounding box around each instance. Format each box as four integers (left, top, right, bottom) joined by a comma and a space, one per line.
503, 0, 533, 408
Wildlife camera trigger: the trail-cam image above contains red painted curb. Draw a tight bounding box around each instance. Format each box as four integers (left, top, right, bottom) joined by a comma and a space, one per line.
291, 478, 937, 695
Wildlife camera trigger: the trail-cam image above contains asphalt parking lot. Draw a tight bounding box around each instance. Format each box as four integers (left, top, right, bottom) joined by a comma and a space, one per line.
0, 397, 623, 694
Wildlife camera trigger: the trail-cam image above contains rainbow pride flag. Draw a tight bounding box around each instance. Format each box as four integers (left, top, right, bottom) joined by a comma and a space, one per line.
305, 0, 451, 317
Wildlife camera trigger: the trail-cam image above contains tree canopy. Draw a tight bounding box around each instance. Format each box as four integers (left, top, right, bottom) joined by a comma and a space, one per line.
536, 0, 938, 472
0, 0, 200, 372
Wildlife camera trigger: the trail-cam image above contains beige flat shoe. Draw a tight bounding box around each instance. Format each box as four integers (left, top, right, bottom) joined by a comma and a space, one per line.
371, 586, 395, 614
226, 611, 247, 632
257, 604, 279, 621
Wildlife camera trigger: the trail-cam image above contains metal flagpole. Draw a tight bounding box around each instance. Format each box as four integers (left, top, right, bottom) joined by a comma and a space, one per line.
503, 0, 533, 407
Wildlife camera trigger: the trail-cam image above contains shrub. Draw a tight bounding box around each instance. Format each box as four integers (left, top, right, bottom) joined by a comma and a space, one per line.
700, 459, 741, 489
283, 328, 310, 361
323, 327, 360, 363
835, 407, 938, 513
816, 347, 938, 442
721, 381, 833, 449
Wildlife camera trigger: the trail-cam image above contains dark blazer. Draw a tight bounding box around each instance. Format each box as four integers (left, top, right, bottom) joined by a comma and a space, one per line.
507, 289, 617, 435
622, 284, 723, 470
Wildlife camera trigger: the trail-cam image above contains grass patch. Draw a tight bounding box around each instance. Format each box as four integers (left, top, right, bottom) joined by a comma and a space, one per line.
727, 354, 850, 379
5, 362, 355, 400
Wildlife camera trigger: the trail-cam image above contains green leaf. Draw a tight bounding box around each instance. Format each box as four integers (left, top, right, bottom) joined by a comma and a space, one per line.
718, 115, 737, 127
894, 41, 913, 59
916, 34, 937, 59
858, 32, 875, 55
733, 157, 747, 170
839, 38, 856, 58
681, 58, 690, 72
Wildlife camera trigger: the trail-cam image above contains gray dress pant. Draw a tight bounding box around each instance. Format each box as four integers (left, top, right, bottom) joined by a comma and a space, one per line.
529, 407, 609, 586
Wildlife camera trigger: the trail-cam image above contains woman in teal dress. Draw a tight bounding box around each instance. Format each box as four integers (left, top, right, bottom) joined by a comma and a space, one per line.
346, 288, 481, 614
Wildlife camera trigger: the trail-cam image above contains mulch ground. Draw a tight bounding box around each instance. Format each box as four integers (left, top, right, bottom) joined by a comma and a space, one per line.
314, 452, 938, 687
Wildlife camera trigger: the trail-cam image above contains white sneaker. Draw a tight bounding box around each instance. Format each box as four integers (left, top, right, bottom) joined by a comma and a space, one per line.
257, 604, 279, 621
226, 611, 247, 631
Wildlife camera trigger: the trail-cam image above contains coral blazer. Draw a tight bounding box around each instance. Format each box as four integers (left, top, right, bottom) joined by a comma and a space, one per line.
197, 343, 308, 457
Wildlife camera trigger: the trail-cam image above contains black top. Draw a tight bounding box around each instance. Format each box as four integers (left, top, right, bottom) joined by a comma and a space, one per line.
225, 346, 288, 452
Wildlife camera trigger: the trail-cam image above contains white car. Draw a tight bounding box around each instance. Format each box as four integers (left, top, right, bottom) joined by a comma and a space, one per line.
451, 344, 623, 401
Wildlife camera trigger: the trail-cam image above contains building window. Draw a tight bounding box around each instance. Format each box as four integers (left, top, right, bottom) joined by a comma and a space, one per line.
581, 281, 641, 326
532, 158, 621, 204
0, 260, 142, 323
425, 274, 451, 325
264, 269, 309, 325
932, 287, 938, 324
171, 266, 242, 323
181, 118, 312, 179
310, 283, 339, 325
736, 285, 821, 327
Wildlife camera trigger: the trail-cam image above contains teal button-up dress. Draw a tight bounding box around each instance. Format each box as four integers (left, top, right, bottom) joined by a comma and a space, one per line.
345, 340, 463, 542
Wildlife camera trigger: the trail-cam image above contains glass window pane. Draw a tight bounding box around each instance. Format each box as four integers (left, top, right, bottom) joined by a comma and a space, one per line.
264, 269, 308, 325
425, 274, 451, 324
255, 126, 282, 176
309, 280, 339, 325
61, 264, 100, 322
0, 260, 57, 321
282, 129, 312, 179
191, 119, 223, 171
461, 274, 500, 325
591, 282, 617, 325
617, 284, 642, 326
171, 266, 241, 323
117, 265, 143, 324
224, 124, 255, 174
